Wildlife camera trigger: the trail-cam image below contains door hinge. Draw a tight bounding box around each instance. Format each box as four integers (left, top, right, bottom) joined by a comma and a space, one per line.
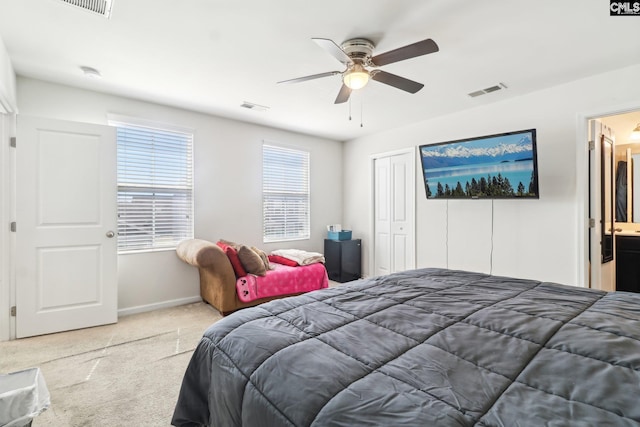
588, 218, 596, 228
10, 222, 16, 232
9, 137, 16, 148
10, 306, 16, 317
588, 140, 595, 150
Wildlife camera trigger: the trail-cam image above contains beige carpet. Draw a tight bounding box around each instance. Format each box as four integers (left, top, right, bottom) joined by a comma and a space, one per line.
0, 302, 222, 427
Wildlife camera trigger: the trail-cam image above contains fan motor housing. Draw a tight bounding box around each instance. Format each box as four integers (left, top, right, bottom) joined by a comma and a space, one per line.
341, 38, 374, 62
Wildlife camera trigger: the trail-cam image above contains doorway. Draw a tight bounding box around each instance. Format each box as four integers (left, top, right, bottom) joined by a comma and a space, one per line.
586, 110, 640, 292
371, 148, 416, 277
0, 112, 15, 341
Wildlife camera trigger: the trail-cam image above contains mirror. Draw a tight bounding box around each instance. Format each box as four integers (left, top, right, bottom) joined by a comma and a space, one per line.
602, 135, 614, 263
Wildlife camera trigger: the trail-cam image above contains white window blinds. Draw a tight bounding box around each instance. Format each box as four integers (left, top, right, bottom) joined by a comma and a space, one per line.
263, 144, 310, 243
116, 125, 193, 253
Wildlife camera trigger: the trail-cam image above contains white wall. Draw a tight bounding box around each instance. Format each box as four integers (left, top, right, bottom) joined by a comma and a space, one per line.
0, 37, 17, 112
16, 77, 343, 313
344, 64, 640, 287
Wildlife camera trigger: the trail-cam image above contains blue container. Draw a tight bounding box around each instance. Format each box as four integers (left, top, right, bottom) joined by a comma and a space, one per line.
328, 230, 352, 241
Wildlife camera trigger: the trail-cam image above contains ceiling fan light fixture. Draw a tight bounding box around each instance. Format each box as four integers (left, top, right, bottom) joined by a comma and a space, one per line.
631, 123, 640, 141
343, 64, 369, 90
278, 36, 438, 104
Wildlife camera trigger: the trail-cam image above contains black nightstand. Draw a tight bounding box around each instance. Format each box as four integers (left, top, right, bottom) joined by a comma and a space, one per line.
324, 239, 361, 283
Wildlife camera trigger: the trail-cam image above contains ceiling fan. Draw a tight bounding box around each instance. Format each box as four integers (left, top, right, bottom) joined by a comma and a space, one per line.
278, 37, 439, 104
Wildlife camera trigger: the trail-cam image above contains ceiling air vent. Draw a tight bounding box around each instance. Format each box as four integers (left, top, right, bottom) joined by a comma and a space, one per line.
240, 101, 269, 112
468, 83, 507, 98
59, 0, 114, 18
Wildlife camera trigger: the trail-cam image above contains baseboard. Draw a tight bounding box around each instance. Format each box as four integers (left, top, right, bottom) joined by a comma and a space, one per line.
117, 295, 203, 317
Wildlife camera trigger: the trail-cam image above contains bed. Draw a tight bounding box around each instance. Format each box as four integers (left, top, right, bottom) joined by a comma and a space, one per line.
172, 268, 640, 426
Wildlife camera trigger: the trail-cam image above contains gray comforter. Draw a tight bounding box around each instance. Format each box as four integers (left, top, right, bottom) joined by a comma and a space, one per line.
172, 268, 640, 426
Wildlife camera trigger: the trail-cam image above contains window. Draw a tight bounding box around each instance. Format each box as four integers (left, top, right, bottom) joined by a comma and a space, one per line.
263, 144, 310, 243
116, 124, 193, 253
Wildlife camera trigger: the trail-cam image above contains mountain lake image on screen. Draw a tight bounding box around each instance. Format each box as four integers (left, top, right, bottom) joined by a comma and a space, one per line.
419, 129, 540, 199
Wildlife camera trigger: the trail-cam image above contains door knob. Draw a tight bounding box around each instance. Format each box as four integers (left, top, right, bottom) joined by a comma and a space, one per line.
106, 231, 115, 238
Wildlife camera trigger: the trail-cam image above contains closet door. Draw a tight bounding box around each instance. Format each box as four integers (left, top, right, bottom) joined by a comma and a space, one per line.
373, 150, 415, 276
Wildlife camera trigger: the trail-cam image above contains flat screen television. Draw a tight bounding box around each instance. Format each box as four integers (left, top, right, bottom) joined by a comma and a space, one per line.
419, 128, 539, 199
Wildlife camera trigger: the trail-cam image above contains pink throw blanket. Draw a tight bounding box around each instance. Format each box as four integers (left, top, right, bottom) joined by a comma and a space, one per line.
236, 262, 328, 303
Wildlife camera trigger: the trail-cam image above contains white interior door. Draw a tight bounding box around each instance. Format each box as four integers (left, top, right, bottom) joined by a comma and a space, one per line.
589, 119, 615, 292
374, 157, 391, 276
16, 116, 117, 338
373, 150, 415, 276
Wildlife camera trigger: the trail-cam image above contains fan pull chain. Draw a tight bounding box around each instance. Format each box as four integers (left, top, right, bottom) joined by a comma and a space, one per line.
348, 97, 352, 121
360, 99, 363, 127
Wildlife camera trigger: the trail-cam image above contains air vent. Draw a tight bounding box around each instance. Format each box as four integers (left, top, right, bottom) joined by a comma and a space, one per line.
240, 101, 269, 112
59, 0, 114, 18
468, 82, 508, 98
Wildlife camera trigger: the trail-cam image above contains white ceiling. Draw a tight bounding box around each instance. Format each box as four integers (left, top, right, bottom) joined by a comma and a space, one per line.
1, 0, 639, 141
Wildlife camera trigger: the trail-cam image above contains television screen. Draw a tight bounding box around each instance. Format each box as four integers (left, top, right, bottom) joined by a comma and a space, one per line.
419, 129, 539, 199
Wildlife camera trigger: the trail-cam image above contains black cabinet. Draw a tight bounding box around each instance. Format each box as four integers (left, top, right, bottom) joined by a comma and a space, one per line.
616, 236, 640, 293
324, 239, 361, 283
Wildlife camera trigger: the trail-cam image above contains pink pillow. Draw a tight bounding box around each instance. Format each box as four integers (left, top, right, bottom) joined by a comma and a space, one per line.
268, 254, 299, 267
217, 241, 247, 277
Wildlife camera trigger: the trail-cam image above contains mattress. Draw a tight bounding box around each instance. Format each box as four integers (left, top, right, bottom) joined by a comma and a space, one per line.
172, 268, 640, 426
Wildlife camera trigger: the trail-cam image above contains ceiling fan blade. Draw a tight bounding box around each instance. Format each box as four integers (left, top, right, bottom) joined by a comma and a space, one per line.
278, 71, 341, 84
371, 38, 439, 67
334, 84, 352, 104
312, 38, 353, 66
371, 70, 424, 94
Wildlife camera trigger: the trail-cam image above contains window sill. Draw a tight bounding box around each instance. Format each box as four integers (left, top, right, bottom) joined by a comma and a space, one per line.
263, 237, 310, 244
118, 247, 178, 255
